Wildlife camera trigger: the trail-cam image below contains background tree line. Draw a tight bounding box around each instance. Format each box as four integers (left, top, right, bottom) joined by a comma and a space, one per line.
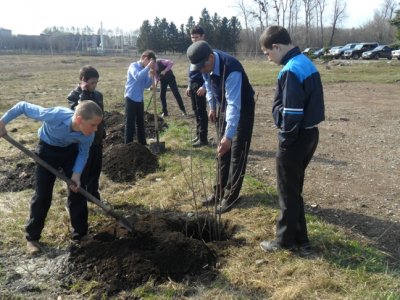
135, 9, 241, 53
1, 0, 399, 55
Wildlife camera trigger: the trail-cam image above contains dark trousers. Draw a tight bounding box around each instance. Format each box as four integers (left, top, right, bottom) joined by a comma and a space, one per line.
216, 101, 255, 202
160, 75, 186, 114
26, 141, 88, 241
275, 127, 319, 247
81, 144, 102, 200
124, 98, 146, 145
189, 86, 208, 142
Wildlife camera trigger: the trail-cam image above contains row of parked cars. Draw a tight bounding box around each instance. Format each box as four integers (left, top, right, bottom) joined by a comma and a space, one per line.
303, 43, 400, 60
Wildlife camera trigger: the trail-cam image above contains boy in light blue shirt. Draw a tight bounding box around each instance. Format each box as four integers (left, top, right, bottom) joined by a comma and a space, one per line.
0, 100, 103, 255
124, 50, 156, 145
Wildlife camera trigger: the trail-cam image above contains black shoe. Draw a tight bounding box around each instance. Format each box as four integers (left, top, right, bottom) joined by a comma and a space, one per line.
259, 240, 296, 252
297, 243, 313, 257
202, 195, 217, 207
191, 136, 199, 143
161, 112, 168, 117
192, 140, 208, 147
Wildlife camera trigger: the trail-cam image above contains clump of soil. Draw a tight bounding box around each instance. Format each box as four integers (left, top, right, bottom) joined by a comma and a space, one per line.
63, 212, 233, 296
101, 110, 164, 183
0, 158, 35, 192
102, 142, 158, 183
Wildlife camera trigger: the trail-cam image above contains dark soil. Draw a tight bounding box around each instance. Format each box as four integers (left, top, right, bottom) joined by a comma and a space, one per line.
101, 110, 161, 183
102, 142, 158, 183
57, 213, 232, 296
0, 155, 35, 192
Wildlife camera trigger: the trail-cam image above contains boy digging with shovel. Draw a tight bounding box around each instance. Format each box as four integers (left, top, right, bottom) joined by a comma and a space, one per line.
0, 100, 103, 255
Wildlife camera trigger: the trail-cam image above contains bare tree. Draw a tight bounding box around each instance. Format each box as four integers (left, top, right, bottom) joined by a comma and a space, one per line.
287, 0, 299, 34
273, 0, 282, 25
328, 0, 347, 46
315, 0, 327, 46
250, 0, 270, 31
303, 0, 317, 45
280, 0, 291, 28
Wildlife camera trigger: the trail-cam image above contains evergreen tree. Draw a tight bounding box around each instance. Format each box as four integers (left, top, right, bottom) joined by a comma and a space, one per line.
390, 6, 400, 40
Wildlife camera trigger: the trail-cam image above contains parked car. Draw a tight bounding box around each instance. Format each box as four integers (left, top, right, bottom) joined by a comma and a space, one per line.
329, 43, 357, 59
362, 45, 393, 60
343, 42, 379, 59
313, 47, 331, 58
392, 49, 400, 60
324, 46, 343, 58
302, 47, 319, 57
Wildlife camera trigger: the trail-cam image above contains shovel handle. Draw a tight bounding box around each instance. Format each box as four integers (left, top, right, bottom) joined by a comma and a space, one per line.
2, 134, 133, 232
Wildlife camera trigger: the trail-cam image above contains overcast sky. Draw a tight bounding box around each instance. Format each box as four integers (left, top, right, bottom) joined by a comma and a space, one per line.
0, 0, 386, 35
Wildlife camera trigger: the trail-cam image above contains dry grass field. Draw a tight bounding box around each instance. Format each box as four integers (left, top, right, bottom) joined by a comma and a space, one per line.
0, 54, 399, 299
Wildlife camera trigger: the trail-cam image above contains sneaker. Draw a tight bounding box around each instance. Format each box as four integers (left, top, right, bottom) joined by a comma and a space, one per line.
297, 243, 313, 257
192, 140, 208, 148
161, 112, 168, 117
191, 136, 199, 143
259, 240, 296, 252
26, 240, 41, 255
181, 111, 187, 116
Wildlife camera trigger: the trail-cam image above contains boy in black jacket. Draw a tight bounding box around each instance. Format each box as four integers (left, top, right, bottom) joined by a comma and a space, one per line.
259, 26, 325, 254
67, 66, 105, 201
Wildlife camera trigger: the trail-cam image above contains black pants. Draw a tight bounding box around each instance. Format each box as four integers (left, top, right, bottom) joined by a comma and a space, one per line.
189, 86, 208, 142
124, 98, 146, 145
160, 75, 186, 114
216, 100, 255, 202
275, 127, 319, 247
81, 144, 102, 200
26, 141, 88, 241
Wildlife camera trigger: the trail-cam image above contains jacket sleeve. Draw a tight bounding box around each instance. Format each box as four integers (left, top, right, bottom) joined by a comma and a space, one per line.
278, 70, 306, 148
67, 86, 81, 110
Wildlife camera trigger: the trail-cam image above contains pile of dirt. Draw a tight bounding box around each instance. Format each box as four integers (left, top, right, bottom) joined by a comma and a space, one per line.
102, 110, 162, 183
102, 142, 158, 182
62, 212, 231, 296
0, 157, 35, 192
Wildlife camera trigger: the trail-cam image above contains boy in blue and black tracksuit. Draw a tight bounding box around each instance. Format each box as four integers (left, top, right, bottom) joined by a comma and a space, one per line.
259, 26, 325, 254
187, 40, 255, 213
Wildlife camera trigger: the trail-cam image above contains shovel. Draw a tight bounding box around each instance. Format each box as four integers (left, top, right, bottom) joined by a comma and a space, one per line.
2, 134, 134, 232
149, 78, 166, 154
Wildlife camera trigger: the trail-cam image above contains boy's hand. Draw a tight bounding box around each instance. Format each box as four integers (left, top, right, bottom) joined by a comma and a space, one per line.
208, 110, 216, 123
0, 120, 7, 138
79, 80, 88, 91
69, 172, 81, 193
217, 137, 232, 157
196, 87, 206, 96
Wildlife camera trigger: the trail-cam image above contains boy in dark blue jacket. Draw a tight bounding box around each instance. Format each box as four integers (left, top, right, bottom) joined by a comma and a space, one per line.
186, 26, 208, 147
259, 26, 325, 254
68, 65, 105, 201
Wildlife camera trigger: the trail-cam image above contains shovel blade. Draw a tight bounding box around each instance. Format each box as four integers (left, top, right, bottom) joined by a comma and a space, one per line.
149, 141, 166, 154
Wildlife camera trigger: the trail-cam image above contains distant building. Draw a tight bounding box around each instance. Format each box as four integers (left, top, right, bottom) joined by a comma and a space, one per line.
0, 27, 12, 37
